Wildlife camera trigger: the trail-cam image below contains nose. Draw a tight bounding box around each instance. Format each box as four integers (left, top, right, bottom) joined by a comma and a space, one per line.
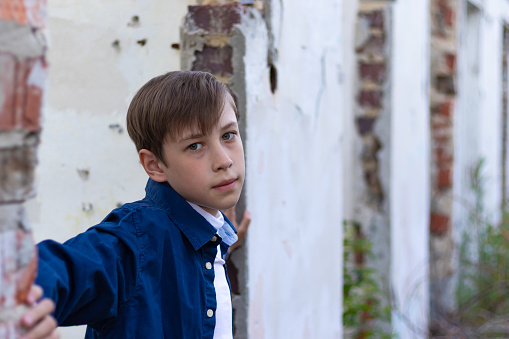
212, 145, 233, 171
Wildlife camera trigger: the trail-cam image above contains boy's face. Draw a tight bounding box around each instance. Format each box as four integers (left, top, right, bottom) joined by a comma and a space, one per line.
157, 103, 245, 216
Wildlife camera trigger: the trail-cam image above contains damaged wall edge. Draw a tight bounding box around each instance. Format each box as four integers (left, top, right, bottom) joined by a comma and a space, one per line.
180, 4, 269, 338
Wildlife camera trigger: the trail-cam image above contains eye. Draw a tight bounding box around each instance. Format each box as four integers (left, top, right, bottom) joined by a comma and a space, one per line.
188, 143, 202, 151
222, 132, 235, 141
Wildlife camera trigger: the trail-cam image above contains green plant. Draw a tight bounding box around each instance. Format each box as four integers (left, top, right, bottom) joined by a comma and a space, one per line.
454, 158, 509, 336
343, 220, 393, 338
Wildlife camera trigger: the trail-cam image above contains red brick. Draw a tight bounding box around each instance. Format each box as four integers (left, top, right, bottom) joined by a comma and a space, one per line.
0, 54, 17, 130
430, 213, 450, 235
437, 167, 452, 188
192, 45, 233, 77
15, 231, 37, 304
359, 62, 386, 83
188, 4, 245, 36
0, 0, 46, 27
358, 90, 383, 108
0, 55, 44, 132
445, 53, 456, 72
434, 146, 453, 164
439, 101, 454, 117
356, 116, 376, 135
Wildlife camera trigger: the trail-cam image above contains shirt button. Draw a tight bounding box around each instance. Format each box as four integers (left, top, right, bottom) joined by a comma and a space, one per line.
211, 236, 217, 242
207, 309, 214, 318
205, 262, 212, 270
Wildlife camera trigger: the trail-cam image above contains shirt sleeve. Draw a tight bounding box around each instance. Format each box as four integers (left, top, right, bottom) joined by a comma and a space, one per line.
35, 210, 141, 327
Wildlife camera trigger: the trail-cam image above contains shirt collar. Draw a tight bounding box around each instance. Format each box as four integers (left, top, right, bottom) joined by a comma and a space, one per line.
187, 202, 224, 230
144, 178, 238, 249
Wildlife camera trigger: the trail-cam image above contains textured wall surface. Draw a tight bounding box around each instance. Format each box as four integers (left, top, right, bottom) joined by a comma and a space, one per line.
26, 0, 189, 337
243, 1, 344, 338
27, 0, 344, 338
0, 0, 47, 337
429, 0, 459, 319
390, 0, 430, 336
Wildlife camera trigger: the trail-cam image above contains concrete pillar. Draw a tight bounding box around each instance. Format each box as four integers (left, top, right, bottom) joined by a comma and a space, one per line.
182, 1, 344, 337
0, 0, 47, 337
351, 1, 430, 337
181, 3, 254, 337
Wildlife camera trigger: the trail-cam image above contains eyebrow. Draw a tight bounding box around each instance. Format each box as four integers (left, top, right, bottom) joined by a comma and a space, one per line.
178, 121, 238, 143
220, 121, 238, 131
178, 132, 204, 143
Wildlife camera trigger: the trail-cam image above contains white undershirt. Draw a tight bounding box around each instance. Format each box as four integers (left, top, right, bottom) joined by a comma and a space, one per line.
188, 203, 233, 339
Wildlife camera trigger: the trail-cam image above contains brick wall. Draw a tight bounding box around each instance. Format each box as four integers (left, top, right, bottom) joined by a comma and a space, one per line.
356, 3, 389, 208
0, 0, 46, 337
429, 0, 459, 323
352, 0, 392, 332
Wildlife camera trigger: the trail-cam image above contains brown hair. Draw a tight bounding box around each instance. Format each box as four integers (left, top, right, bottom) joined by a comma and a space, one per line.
126, 71, 238, 164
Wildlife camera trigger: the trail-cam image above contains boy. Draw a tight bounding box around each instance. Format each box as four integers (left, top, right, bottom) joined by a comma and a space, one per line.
22, 71, 250, 338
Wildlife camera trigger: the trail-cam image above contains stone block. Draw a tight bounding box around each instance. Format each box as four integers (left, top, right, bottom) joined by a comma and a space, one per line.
0, 145, 37, 202
187, 3, 244, 36
192, 45, 233, 78
437, 167, 452, 189
0, 0, 46, 28
430, 213, 450, 235
356, 116, 376, 135
359, 10, 384, 30
0, 54, 44, 132
359, 62, 386, 84
358, 90, 383, 108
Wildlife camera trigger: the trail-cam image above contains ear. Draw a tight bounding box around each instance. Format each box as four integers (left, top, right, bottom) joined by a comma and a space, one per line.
139, 149, 168, 183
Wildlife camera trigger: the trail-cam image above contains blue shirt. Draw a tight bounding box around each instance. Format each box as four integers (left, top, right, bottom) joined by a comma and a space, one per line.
36, 178, 238, 338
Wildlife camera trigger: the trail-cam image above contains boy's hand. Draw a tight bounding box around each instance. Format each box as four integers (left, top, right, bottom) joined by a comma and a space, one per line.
223, 207, 251, 253
20, 284, 59, 339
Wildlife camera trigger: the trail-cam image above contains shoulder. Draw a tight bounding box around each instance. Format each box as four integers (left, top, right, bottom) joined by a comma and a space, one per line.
95, 199, 183, 244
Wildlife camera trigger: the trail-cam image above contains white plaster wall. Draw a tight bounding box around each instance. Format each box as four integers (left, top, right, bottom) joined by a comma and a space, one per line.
244, 1, 344, 338
342, 0, 360, 222
390, 0, 430, 337
27, 0, 191, 337
453, 0, 506, 264
477, 0, 504, 222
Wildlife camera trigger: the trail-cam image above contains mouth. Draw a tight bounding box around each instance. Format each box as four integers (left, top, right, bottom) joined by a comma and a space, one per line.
213, 178, 237, 191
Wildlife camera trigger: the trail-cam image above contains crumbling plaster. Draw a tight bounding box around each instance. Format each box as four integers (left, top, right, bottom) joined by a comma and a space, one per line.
26, 0, 192, 337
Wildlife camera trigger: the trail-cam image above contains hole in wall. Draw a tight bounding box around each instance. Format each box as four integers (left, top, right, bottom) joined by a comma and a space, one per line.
128, 15, 140, 27
269, 64, 277, 94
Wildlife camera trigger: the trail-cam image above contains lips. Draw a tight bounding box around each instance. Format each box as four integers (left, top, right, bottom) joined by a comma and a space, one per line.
213, 178, 237, 191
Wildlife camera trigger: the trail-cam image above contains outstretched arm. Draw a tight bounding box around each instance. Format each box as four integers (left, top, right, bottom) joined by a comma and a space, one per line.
20, 284, 59, 339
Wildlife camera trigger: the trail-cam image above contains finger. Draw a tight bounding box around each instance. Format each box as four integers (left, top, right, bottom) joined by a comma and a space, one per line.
25, 285, 43, 306
21, 299, 55, 328
20, 315, 58, 339
229, 210, 251, 252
